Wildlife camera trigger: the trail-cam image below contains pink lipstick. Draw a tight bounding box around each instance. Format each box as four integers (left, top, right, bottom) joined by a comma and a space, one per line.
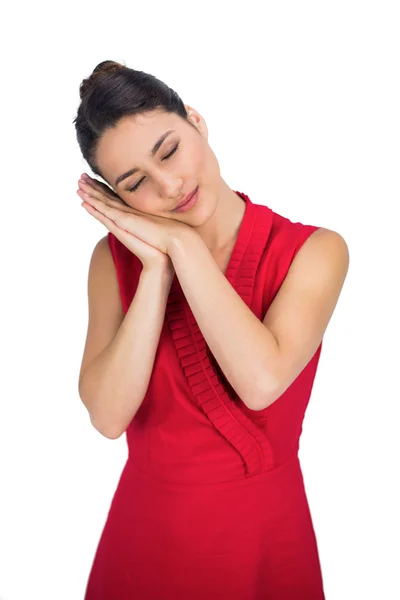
171, 187, 199, 213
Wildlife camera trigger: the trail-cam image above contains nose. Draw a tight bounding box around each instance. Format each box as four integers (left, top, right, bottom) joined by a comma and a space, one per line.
156, 172, 184, 200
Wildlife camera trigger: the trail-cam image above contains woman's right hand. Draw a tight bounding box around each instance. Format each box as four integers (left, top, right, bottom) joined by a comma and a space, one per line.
78, 175, 175, 275
119, 227, 175, 273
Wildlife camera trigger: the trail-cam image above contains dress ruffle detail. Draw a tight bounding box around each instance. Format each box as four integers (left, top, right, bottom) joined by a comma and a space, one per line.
166, 192, 275, 477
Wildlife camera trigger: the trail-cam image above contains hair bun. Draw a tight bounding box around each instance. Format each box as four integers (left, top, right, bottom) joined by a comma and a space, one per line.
79, 60, 126, 100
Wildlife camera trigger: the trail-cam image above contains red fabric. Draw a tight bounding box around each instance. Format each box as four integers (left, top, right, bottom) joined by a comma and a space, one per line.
84, 192, 326, 599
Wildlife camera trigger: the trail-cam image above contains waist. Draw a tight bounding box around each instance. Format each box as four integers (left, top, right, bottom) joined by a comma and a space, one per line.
126, 419, 301, 484
125, 451, 302, 491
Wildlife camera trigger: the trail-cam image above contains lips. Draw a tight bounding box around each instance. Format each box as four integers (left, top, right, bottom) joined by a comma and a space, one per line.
173, 186, 198, 211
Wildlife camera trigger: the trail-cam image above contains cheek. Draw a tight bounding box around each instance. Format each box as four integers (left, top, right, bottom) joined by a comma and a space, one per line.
118, 195, 139, 209
202, 146, 220, 181
192, 141, 219, 180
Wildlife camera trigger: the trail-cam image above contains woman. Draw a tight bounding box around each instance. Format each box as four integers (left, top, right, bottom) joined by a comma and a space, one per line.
75, 60, 349, 599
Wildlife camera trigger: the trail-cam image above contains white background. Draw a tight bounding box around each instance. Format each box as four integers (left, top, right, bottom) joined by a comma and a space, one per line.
1, 1, 399, 598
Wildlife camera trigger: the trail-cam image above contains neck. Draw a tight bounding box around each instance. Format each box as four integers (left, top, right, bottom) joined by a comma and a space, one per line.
194, 178, 246, 254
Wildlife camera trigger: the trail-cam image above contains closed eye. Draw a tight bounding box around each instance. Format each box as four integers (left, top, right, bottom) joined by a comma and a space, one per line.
127, 143, 180, 193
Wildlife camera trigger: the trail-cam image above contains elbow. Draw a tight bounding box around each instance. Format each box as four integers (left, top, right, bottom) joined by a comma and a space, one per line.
79, 386, 127, 440
243, 374, 281, 411
90, 414, 126, 440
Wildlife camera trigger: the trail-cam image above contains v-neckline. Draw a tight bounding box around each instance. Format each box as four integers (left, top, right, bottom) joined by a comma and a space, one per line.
223, 191, 255, 286
213, 191, 254, 277
165, 190, 275, 477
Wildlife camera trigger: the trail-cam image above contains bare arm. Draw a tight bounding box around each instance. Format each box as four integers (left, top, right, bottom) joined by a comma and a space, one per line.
79, 264, 174, 439
167, 227, 349, 411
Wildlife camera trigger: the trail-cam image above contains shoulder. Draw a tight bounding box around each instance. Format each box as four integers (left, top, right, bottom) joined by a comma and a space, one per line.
90, 234, 114, 267
86, 235, 121, 295
262, 227, 349, 401
263, 204, 349, 267
293, 226, 350, 276
279, 226, 350, 311
264, 225, 350, 337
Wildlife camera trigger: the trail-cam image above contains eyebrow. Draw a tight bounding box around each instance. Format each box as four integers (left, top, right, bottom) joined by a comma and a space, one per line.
114, 129, 176, 188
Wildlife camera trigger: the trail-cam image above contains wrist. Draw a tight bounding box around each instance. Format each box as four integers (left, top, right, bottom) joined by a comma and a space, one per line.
141, 260, 174, 281
167, 226, 198, 256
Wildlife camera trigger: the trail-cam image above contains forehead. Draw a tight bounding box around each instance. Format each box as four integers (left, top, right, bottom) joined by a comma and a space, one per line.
96, 110, 183, 181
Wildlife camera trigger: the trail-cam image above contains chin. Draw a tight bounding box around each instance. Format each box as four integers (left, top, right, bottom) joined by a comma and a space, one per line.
185, 205, 215, 229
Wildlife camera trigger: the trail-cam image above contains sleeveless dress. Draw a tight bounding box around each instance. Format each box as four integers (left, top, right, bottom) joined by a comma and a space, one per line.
84, 191, 326, 599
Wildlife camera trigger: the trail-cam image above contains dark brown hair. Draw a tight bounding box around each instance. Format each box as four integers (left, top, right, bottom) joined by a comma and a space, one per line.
73, 60, 190, 183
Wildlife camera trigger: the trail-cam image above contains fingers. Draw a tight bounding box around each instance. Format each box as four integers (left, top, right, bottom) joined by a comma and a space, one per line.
78, 174, 132, 234
81, 199, 126, 237
77, 175, 133, 212
78, 178, 110, 203
82, 174, 120, 199
81, 192, 120, 221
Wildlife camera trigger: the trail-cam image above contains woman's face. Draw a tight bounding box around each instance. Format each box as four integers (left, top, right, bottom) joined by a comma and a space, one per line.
95, 106, 221, 223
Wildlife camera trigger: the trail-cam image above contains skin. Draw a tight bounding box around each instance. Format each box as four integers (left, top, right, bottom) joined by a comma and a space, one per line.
77, 105, 246, 269
77, 105, 349, 412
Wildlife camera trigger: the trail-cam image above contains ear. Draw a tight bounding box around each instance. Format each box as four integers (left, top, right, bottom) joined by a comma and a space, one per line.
185, 105, 208, 140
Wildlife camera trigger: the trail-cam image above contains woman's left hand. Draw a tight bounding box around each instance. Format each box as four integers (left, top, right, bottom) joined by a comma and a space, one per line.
77, 174, 193, 254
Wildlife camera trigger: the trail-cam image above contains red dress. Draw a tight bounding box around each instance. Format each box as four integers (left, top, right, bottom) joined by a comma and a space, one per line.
84, 191, 326, 599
